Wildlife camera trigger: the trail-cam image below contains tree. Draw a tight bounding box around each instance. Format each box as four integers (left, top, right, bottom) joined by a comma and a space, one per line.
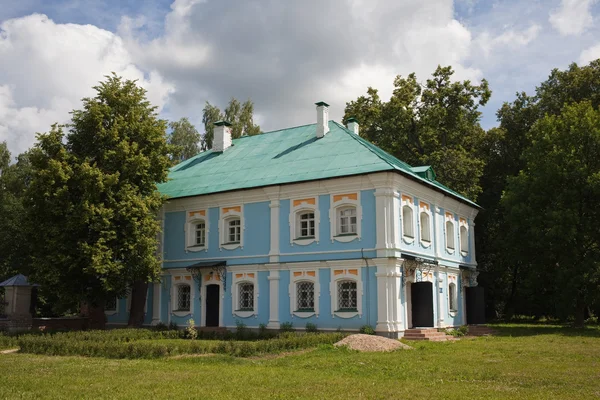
168, 118, 201, 163
501, 101, 600, 327
344, 66, 490, 200
27, 75, 171, 328
201, 98, 261, 150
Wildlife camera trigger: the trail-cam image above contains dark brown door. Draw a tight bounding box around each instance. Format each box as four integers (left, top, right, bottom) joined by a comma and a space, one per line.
411, 282, 434, 327
205, 284, 220, 327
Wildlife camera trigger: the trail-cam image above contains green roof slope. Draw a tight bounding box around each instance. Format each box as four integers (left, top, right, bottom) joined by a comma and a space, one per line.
158, 121, 478, 208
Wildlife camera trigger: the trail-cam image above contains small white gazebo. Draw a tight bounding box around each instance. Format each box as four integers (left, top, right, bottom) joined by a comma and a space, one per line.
0, 274, 38, 331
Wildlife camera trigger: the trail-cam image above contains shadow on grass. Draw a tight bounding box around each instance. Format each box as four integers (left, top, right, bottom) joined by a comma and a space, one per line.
489, 323, 600, 338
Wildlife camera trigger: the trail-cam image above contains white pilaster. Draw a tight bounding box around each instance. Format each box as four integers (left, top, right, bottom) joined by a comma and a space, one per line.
469, 220, 477, 264
269, 199, 280, 263
267, 270, 280, 329
436, 269, 444, 327
374, 188, 400, 258
375, 262, 403, 333
151, 282, 161, 325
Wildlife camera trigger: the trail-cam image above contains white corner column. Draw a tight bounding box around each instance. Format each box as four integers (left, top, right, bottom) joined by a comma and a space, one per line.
267, 270, 280, 329
375, 262, 403, 335
374, 188, 401, 258
436, 268, 444, 328
151, 281, 161, 325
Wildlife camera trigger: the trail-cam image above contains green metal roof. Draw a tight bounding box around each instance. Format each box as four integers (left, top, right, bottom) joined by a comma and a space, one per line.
158, 121, 478, 208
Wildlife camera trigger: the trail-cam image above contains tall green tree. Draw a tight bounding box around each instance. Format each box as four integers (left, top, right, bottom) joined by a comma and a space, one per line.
27, 75, 171, 328
201, 98, 261, 150
344, 66, 490, 200
168, 118, 201, 163
501, 101, 600, 327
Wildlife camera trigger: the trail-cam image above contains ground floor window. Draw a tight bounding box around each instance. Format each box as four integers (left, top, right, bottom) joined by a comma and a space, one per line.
296, 281, 315, 311
449, 282, 457, 312
176, 284, 191, 312
337, 280, 357, 311
238, 282, 254, 311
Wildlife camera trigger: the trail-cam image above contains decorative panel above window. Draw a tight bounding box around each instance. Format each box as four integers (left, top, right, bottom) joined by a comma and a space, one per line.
289, 197, 319, 246
185, 209, 208, 252
330, 193, 362, 243
219, 206, 244, 250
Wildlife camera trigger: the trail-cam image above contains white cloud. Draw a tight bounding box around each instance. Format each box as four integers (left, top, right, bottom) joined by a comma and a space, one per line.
475, 24, 541, 57
549, 0, 597, 36
580, 43, 600, 64
0, 13, 173, 156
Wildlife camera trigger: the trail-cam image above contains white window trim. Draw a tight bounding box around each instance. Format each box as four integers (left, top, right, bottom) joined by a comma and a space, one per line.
329, 193, 362, 243
418, 203, 432, 248
459, 219, 469, 256
185, 210, 209, 252
171, 275, 195, 317
219, 206, 244, 250
445, 213, 456, 254
231, 272, 258, 318
289, 270, 320, 318
289, 198, 320, 246
401, 196, 415, 244
448, 275, 458, 315
330, 269, 363, 319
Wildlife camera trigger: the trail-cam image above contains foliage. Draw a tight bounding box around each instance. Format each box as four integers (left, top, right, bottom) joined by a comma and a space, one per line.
305, 323, 317, 333
443, 326, 468, 337
25, 75, 171, 324
0, 332, 19, 350
168, 321, 178, 331
258, 323, 267, 336
201, 98, 260, 150
185, 319, 198, 340
168, 117, 201, 163
280, 322, 294, 332
359, 325, 376, 335
344, 65, 490, 200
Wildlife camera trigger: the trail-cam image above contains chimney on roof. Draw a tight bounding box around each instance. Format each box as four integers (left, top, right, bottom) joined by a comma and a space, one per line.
347, 117, 359, 135
213, 120, 232, 152
315, 101, 330, 138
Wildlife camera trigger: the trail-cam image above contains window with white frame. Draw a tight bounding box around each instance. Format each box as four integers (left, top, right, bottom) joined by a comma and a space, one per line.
176, 284, 191, 312
105, 296, 117, 312
296, 281, 315, 311
445, 217, 455, 251
448, 282, 458, 312
337, 280, 357, 311
337, 207, 357, 235
329, 193, 362, 243
220, 206, 244, 250
195, 221, 206, 246
226, 218, 241, 243
237, 282, 254, 311
420, 209, 431, 244
402, 202, 414, 241
186, 210, 208, 251
296, 211, 315, 238
459, 220, 469, 256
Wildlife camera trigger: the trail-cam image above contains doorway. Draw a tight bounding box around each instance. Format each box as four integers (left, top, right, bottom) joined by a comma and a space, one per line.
411, 282, 434, 327
205, 284, 220, 327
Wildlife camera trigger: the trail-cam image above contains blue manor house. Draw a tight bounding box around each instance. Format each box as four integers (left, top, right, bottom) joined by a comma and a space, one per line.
106, 102, 482, 337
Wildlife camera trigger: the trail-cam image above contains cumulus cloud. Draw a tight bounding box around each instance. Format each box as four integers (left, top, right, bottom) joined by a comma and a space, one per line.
580, 43, 600, 64
119, 0, 481, 131
0, 13, 173, 156
549, 0, 597, 36
475, 24, 541, 57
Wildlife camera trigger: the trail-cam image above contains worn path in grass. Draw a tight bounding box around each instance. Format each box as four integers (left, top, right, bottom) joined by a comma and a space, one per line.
1, 325, 599, 399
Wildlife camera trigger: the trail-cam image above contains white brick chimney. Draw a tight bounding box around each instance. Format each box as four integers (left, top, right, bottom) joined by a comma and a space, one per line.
347, 117, 359, 135
315, 101, 330, 138
213, 120, 232, 152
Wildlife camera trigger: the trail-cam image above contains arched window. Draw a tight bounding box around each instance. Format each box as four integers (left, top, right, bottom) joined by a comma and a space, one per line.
238, 282, 254, 311
337, 280, 357, 311
460, 225, 468, 255
448, 282, 457, 312
176, 284, 191, 312
296, 281, 315, 311
195, 221, 206, 246
445, 220, 455, 250
337, 207, 357, 235
226, 217, 241, 244
296, 211, 315, 239
420, 211, 431, 243
402, 205, 414, 239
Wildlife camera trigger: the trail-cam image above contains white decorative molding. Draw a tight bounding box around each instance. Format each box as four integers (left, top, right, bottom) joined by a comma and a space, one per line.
289, 197, 320, 246
400, 194, 415, 245
444, 212, 456, 255
329, 268, 363, 319
329, 192, 362, 243
170, 274, 195, 318
267, 270, 280, 329
459, 217, 469, 257
219, 205, 244, 251
375, 187, 401, 257
231, 271, 258, 318
184, 209, 209, 252
289, 270, 320, 318
269, 199, 281, 262
418, 201, 433, 248
375, 262, 403, 333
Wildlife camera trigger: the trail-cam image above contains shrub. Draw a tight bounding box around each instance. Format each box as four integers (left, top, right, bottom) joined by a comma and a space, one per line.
280, 322, 294, 332
0, 333, 19, 350
305, 323, 317, 333
168, 321, 178, 330
153, 322, 168, 331
185, 319, 198, 340
444, 326, 468, 337
359, 325, 375, 335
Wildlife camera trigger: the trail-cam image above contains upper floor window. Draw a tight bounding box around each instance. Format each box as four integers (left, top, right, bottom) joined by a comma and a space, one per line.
176, 284, 191, 312
401, 195, 415, 242
448, 282, 458, 312
445, 213, 455, 252
220, 206, 243, 250
419, 202, 431, 246
290, 197, 319, 246
330, 193, 362, 243
186, 210, 208, 252
238, 282, 254, 311
297, 211, 315, 238
459, 218, 469, 256
338, 207, 357, 235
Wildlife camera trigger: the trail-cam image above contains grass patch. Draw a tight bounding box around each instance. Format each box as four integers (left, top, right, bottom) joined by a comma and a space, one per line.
1, 324, 599, 399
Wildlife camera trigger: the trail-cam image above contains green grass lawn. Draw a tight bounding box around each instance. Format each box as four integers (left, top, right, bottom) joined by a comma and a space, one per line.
1, 324, 599, 399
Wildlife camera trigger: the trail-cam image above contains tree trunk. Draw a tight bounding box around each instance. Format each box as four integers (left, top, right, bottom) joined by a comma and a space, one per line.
81, 300, 106, 330
128, 280, 149, 328
574, 294, 586, 328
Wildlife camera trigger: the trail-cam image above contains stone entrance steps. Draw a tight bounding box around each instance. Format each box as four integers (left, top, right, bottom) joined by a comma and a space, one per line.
467, 325, 496, 336
403, 328, 455, 342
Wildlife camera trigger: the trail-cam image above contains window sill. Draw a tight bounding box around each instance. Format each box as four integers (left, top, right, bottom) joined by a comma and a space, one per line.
221, 242, 241, 250
333, 233, 358, 243
292, 310, 316, 318
445, 247, 455, 254
186, 245, 206, 253
420, 240, 431, 248
460, 251, 469, 257
292, 237, 316, 246
233, 309, 255, 318
448, 310, 458, 317
402, 235, 415, 244
172, 310, 192, 317
333, 310, 359, 319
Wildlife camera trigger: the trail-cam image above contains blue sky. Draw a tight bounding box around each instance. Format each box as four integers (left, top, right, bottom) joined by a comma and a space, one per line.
1, 0, 599, 155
